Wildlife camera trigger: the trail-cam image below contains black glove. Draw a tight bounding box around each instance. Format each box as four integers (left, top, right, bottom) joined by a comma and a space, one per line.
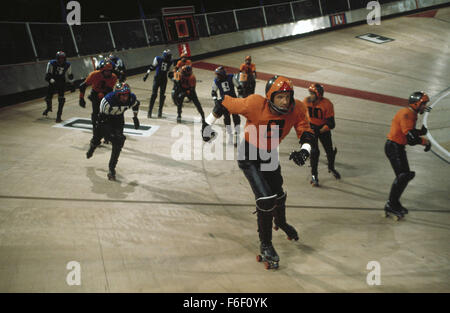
289, 149, 310, 166
168, 71, 174, 79
424, 141, 431, 152
418, 125, 428, 136
311, 124, 321, 136
79, 98, 86, 108
202, 123, 216, 143
133, 116, 140, 130
143, 73, 149, 82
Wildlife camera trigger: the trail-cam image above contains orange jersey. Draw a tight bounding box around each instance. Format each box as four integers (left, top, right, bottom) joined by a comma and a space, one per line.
240, 63, 256, 76
387, 107, 421, 145
222, 94, 312, 151
176, 74, 196, 90
84, 70, 117, 93
304, 97, 335, 127
175, 59, 192, 71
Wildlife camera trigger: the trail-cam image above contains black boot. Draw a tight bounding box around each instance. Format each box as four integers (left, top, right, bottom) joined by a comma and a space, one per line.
257, 242, 279, 269
86, 143, 97, 159
158, 95, 165, 118
327, 147, 340, 179
56, 97, 65, 123
43, 98, 52, 116
310, 175, 319, 187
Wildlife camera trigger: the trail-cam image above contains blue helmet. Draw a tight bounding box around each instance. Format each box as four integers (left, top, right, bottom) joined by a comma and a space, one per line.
162, 49, 171, 60
115, 82, 131, 95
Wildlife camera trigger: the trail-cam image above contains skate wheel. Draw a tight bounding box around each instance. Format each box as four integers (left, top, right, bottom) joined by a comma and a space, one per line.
273, 226, 279, 231
263, 261, 270, 270
256, 255, 262, 263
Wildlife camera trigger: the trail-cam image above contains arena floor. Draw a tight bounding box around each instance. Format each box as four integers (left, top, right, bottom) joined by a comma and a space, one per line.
0, 8, 449, 292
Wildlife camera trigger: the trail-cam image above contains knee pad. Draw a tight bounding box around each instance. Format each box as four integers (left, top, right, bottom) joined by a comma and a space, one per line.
256, 195, 277, 213
398, 171, 415, 184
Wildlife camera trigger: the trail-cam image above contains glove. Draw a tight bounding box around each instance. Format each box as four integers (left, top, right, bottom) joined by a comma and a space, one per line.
418, 125, 428, 136
168, 71, 174, 79
424, 141, 431, 152
311, 124, 321, 136
79, 98, 86, 108
202, 123, 216, 143
133, 116, 140, 130
143, 73, 149, 82
289, 149, 310, 166
50, 78, 55, 84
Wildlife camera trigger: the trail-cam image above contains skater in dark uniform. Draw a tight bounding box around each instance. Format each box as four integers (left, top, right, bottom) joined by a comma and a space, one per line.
384, 91, 431, 218
202, 76, 314, 269
86, 83, 140, 181
143, 49, 172, 118
211, 66, 241, 146
108, 53, 126, 83
304, 83, 340, 187
79, 61, 118, 132
172, 65, 207, 126
238, 55, 256, 98
42, 51, 75, 122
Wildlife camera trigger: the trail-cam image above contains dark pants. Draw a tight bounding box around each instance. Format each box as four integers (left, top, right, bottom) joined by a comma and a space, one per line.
310, 130, 336, 176
88, 91, 102, 130
237, 145, 292, 245
91, 114, 126, 172
45, 80, 66, 118
149, 74, 168, 116
385, 140, 415, 205
223, 112, 241, 129
172, 87, 205, 123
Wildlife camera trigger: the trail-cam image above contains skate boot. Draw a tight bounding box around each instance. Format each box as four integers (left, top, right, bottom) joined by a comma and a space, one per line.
274, 223, 299, 241
177, 115, 182, 124
86, 144, 97, 159
384, 200, 404, 221
147, 110, 152, 119
55, 116, 62, 123
256, 243, 279, 270
43, 98, 52, 116
310, 175, 319, 187
107, 169, 116, 181
329, 168, 341, 179
395, 201, 408, 215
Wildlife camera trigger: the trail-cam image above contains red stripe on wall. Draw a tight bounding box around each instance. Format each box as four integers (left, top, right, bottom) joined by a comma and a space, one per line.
192, 61, 408, 106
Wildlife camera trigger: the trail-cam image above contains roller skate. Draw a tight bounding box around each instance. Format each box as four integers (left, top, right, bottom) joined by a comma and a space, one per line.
256, 243, 279, 270
329, 168, 341, 179
86, 144, 96, 159
177, 115, 182, 124
147, 110, 152, 119
107, 169, 116, 181
274, 223, 299, 241
310, 175, 319, 187
384, 200, 404, 221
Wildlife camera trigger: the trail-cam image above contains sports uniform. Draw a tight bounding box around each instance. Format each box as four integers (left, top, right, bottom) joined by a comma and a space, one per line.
86, 83, 140, 181
43, 51, 75, 122
79, 62, 118, 131
238, 56, 256, 98
108, 54, 126, 83
143, 50, 173, 118
385, 91, 431, 217
211, 66, 241, 146
304, 83, 340, 186
202, 76, 314, 268
172, 65, 206, 125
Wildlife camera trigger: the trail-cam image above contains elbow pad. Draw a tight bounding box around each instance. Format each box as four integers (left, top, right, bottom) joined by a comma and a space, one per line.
406, 129, 422, 146
326, 116, 335, 130
299, 131, 315, 145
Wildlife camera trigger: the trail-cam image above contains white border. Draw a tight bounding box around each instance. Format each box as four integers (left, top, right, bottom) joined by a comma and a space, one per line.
52, 117, 160, 137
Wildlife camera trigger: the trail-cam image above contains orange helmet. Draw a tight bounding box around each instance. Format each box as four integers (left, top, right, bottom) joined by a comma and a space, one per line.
308, 83, 324, 99
265, 76, 295, 114
245, 56, 251, 63
181, 65, 192, 76
408, 91, 430, 113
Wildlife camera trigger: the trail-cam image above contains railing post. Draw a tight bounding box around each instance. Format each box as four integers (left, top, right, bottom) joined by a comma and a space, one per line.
68, 24, 80, 56
25, 22, 39, 61
107, 22, 117, 50
233, 10, 239, 31
347, 0, 351, 11
261, 7, 268, 26
142, 19, 150, 45
204, 14, 211, 36
290, 2, 296, 22
318, 0, 324, 16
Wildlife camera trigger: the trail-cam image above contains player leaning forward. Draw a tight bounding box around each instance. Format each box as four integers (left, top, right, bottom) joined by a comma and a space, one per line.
86, 83, 140, 181
202, 76, 314, 268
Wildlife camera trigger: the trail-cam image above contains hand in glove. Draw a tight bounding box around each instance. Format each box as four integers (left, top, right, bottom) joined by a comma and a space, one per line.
289, 149, 310, 166
79, 98, 86, 108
